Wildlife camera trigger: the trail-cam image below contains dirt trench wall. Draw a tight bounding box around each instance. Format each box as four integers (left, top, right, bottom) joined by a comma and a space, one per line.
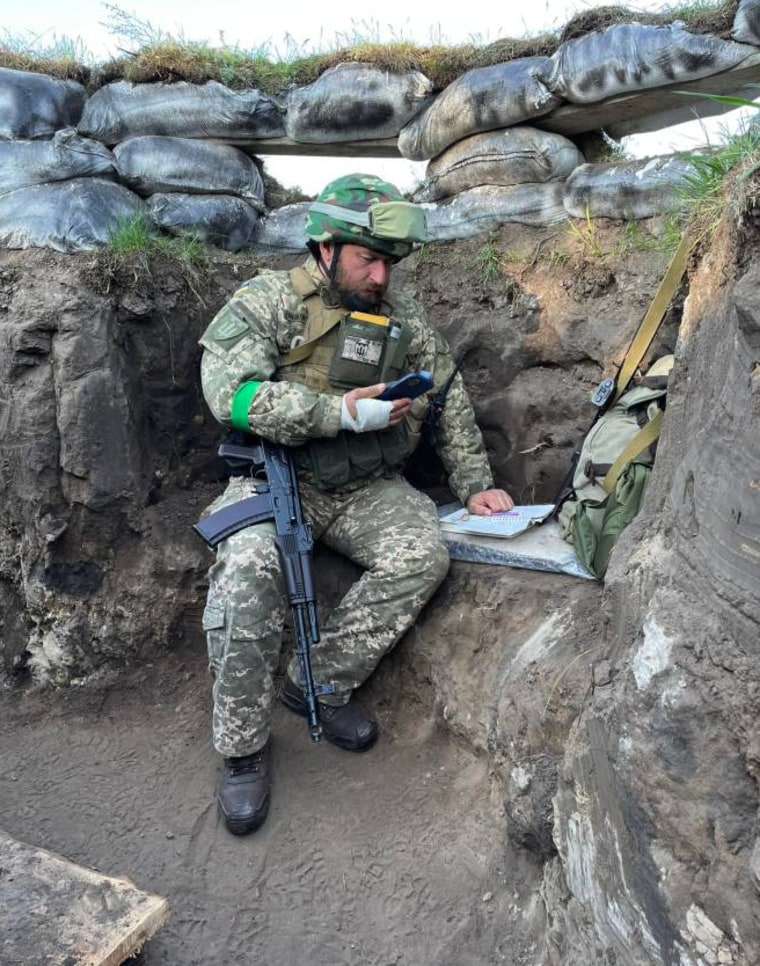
0, 224, 678, 680
385, 211, 760, 964
0, 251, 226, 677
525, 226, 760, 962
5, 207, 758, 963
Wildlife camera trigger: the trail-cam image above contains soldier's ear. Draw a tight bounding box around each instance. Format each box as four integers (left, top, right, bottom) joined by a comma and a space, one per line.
319, 241, 335, 269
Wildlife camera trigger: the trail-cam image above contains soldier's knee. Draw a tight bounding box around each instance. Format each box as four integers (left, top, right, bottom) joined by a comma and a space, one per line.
398, 536, 449, 588
426, 540, 451, 587
209, 530, 284, 610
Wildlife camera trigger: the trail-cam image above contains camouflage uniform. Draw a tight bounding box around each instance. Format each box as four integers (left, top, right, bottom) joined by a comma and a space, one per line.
199, 256, 494, 758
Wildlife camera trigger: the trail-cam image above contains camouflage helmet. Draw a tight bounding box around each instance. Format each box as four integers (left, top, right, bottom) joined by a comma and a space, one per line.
305, 173, 427, 259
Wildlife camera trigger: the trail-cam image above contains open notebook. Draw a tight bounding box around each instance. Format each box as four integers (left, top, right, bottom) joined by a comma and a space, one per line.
437, 504, 593, 579
439, 504, 554, 538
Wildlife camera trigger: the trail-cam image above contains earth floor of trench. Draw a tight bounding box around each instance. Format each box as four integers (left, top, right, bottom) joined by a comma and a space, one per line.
0, 644, 546, 966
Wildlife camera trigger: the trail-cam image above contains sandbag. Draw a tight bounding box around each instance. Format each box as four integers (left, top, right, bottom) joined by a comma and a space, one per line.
78, 80, 285, 145
423, 183, 566, 241
113, 136, 266, 205
285, 63, 433, 142
254, 182, 564, 251
563, 156, 694, 219
0, 178, 147, 252
251, 202, 311, 254
414, 127, 584, 203
147, 193, 261, 252
0, 67, 87, 140
0, 129, 115, 196
537, 22, 756, 104
398, 58, 562, 162
733, 0, 760, 45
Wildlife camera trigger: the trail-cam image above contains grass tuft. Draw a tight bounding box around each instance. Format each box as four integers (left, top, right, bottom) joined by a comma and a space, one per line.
107, 212, 156, 251
677, 123, 760, 240
0, 28, 92, 82
618, 216, 684, 255
566, 205, 605, 260
475, 236, 504, 284
0, 1, 739, 96
103, 213, 210, 298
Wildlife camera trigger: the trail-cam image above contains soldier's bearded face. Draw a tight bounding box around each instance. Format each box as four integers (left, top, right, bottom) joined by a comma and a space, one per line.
330, 243, 394, 312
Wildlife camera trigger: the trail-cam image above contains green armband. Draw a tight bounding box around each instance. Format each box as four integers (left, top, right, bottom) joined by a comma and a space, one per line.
230, 380, 262, 431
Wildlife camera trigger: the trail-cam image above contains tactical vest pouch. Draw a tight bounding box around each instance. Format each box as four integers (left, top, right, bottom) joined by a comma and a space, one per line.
295, 433, 380, 489
328, 314, 391, 389
327, 314, 412, 389
295, 421, 419, 490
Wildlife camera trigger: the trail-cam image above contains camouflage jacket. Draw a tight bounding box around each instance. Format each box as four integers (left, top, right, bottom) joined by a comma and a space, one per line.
199, 256, 494, 502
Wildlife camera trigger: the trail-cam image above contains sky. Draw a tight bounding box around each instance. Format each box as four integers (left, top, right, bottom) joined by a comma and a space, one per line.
4, 0, 754, 192
9, 0, 673, 58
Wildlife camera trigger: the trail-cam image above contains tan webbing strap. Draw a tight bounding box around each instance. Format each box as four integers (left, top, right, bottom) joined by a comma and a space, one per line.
280, 313, 390, 366
289, 266, 318, 298
280, 318, 343, 366
280, 267, 396, 367
280, 267, 341, 366
611, 232, 693, 406
603, 409, 664, 494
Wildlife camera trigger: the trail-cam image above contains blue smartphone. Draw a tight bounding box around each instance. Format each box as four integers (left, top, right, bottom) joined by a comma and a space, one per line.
379, 370, 434, 401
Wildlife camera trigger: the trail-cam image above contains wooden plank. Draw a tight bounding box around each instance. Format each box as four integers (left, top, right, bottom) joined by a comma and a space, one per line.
0, 829, 168, 966
215, 53, 760, 157
221, 136, 402, 157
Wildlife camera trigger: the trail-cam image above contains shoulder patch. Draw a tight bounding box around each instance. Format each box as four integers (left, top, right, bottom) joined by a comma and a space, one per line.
203, 309, 251, 352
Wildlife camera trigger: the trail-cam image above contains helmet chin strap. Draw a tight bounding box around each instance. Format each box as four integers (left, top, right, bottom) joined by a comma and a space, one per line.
317, 242, 342, 286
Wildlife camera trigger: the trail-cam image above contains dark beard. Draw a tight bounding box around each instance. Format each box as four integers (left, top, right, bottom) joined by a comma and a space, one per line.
336, 289, 382, 313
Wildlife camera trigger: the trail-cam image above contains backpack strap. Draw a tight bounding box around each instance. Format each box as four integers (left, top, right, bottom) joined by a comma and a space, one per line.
555, 237, 687, 513
602, 408, 664, 494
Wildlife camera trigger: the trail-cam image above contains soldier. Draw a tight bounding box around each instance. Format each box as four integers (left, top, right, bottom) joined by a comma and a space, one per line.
199, 173, 513, 835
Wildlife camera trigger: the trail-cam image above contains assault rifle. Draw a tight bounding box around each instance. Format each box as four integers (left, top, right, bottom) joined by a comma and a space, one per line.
194, 439, 323, 742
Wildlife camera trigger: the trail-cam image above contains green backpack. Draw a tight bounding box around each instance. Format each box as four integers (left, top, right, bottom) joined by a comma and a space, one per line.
557, 361, 671, 579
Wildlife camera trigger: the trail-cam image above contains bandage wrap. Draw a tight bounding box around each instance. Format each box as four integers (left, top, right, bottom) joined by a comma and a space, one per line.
340, 396, 393, 433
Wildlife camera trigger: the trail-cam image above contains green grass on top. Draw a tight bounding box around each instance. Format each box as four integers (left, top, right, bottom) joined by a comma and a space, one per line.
0, 0, 741, 94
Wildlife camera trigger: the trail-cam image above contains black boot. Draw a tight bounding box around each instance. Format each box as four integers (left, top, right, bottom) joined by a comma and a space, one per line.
279, 677, 378, 752
218, 741, 271, 835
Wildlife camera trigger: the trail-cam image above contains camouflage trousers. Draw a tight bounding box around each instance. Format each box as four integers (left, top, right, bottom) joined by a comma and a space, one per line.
201, 472, 451, 757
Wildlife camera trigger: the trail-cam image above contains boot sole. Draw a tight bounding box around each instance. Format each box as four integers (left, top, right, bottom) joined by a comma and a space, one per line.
279, 687, 378, 753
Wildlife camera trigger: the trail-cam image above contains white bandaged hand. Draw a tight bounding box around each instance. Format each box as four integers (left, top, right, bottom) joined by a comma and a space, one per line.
340, 396, 393, 433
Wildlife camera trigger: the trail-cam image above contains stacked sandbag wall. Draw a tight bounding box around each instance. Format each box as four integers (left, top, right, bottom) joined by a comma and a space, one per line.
0, 70, 279, 252
0, 8, 758, 253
